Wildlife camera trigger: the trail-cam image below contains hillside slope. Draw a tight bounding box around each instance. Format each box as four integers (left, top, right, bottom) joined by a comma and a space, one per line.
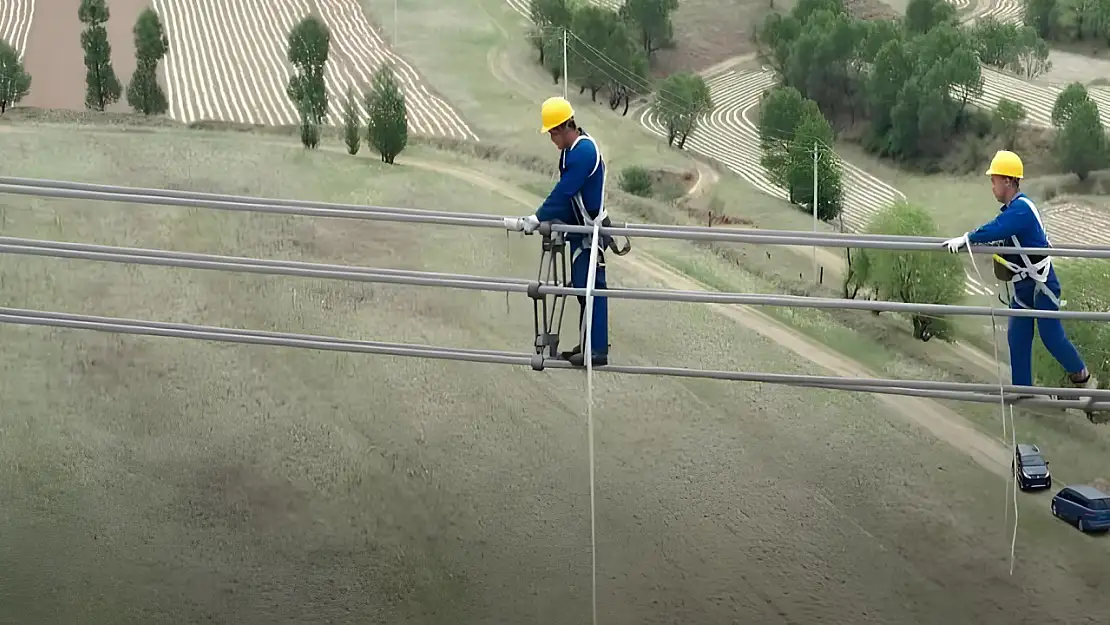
1, 125, 1108, 623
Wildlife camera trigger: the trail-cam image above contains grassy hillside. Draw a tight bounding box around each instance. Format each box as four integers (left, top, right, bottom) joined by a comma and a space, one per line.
1, 123, 1109, 623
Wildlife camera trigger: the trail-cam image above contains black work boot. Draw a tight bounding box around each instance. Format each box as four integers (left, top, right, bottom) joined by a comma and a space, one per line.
567, 350, 608, 367
559, 345, 581, 360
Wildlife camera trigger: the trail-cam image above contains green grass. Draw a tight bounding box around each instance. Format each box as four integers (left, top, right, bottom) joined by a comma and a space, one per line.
3, 123, 1110, 622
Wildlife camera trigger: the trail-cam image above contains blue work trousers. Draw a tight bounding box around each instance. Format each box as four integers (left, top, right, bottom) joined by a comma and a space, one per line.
1008, 281, 1085, 386
570, 237, 608, 356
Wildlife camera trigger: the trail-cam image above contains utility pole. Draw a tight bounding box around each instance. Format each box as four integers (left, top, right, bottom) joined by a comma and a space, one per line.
393, 0, 398, 47
812, 141, 820, 283
562, 28, 568, 100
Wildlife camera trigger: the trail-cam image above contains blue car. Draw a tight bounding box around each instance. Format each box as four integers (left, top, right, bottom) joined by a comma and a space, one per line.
1050, 485, 1110, 533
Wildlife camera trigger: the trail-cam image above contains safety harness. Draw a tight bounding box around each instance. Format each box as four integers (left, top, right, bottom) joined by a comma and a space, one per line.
564, 134, 631, 257
989, 198, 1059, 309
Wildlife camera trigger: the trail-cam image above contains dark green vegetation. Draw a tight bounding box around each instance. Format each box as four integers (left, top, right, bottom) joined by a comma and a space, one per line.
365, 65, 409, 164
1024, 0, 1110, 49
126, 8, 170, 116
286, 15, 332, 146
753, 0, 1108, 341
1052, 83, 1110, 180
618, 164, 654, 196
0, 39, 32, 114
78, 0, 122, 112
342, 86, 362, 156
843, 202, 965, 341
526, 0, 712, 124
757, 86, 845, 221
755, 0, 1051, 169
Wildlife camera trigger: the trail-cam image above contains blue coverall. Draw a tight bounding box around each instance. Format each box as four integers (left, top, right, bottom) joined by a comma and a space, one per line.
967, 192, 1086, 386
534, 131, 609, 358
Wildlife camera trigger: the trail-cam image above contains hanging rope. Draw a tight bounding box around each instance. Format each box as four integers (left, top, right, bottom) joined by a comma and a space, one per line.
584, 217, 603, 625
964, 247, 1019, 574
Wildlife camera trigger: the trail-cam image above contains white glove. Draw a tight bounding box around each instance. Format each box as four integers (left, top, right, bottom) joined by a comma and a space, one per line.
503, 215, 540, 234
943, 232, 969, 253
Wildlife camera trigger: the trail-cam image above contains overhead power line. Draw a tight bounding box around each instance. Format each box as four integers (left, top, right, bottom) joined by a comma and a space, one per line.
2, 178, 1108, 259
6, 235, 1110, 322
3, 306, 1106, 410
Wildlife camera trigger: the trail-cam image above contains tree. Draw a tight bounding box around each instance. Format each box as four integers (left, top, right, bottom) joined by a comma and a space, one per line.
654, 72, 712, 149
286, 15, 331, 126
1055, 98, 1108, 181
992, 98, 1027, 150
542, 33, 565, 84
132, 7, 168, 63
619, 0, 679, 58
844, 202, 965, 341
0, 40, 32, 114
568, 6, 631, 102
366, 64, 408, 164
904, 0, 958, 35
299, 103, 320, 149
126, 8, 169, 115
758, 87, 844, 219
529, 0, 574, 64
79, 0, 122, 111
1051, 82, 1092, 128
1023, 0, 1059, 39
342, 86, 361, 155
786, 111, 844, 221
126, 63, 167, 115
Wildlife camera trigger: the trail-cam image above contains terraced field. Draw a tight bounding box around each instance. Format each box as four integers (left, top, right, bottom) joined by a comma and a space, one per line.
0, 0, 34, 57
150, 0, 477, 139
506, 0, 1105, 297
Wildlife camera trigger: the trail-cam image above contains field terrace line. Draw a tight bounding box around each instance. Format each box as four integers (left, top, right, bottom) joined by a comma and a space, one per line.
0, 0, 35, 58
148, 0, 476, 139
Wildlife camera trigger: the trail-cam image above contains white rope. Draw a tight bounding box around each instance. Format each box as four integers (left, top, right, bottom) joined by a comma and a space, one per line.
584, 219, 602, 625
964, 245, 1019, 574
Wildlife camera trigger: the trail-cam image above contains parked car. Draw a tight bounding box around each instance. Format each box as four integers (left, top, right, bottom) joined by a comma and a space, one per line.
1050, 485, 1110, 533
1013, 444, 1052, 491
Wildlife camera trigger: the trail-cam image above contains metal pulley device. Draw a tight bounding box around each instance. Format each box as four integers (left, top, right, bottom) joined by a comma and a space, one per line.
528, 221, 569, 362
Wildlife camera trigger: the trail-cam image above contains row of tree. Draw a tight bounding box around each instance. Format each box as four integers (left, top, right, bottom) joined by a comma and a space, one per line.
755, 79, 1106, 341
755, 79, 1107, 226
285, 16, 409, 162
526, 0, 714, 148
1024, 0, 1110, 46
756, 0, 1051, 163
0, 0, 170, 115
528, 0, 672, 113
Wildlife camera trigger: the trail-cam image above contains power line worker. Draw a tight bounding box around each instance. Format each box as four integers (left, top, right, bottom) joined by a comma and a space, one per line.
504, 96, 612, 367
942, 150, 1097, 394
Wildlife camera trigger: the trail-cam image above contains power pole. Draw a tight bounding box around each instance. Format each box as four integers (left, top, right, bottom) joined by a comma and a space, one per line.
393, 0, 398, 47
812, 141, 820, 283
562, 28, 568, 100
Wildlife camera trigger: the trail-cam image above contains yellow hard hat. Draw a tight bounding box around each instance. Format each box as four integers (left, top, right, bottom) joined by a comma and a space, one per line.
986, 150, 1023, 179
540, 96, 574, 133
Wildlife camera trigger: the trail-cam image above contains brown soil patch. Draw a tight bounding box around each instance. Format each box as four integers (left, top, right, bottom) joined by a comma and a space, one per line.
21, 0, 149, 113
652, 0, 776, 76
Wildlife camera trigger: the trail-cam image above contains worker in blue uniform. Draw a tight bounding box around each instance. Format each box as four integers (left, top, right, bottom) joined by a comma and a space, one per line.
943, 150, 1097, 394
504, 97, 610, 367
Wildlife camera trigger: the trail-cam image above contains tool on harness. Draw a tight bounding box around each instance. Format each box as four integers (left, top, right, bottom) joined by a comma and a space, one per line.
599, 215, 632, 256
990, 245, 1060, 309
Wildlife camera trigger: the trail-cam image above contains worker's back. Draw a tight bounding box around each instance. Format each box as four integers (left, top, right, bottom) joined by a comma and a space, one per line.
558, 131, 605, 229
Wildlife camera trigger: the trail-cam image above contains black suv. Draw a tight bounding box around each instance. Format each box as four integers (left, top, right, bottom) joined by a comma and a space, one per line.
1014, 444, 1052, 491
